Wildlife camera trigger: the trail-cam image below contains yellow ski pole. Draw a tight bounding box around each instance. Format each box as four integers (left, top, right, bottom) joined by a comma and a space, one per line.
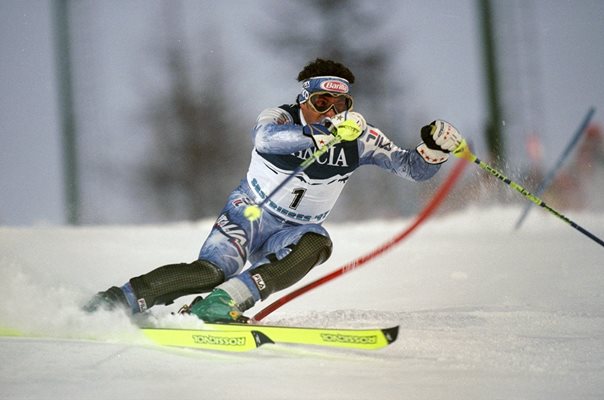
453, 140, 604, 247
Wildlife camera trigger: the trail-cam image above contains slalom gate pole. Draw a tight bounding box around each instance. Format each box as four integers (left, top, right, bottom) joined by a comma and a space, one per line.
514, 107, 596, 230
252, 158, 468, 322
453, 140, 604, 247
244, 135, 342, 221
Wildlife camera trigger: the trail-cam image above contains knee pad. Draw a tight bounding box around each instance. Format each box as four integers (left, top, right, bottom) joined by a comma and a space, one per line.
249, 232, 332, 300
129, 259, 225, 309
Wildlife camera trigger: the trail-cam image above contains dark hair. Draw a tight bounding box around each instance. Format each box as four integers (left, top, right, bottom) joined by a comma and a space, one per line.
297, 58, 355, 83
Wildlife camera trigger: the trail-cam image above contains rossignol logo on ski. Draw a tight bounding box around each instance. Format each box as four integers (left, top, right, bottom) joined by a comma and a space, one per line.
319, 333, 378, 345
192, 333, 247, 346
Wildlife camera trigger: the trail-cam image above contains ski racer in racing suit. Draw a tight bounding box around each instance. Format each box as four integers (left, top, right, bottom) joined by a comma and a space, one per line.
84, 58, 463, 322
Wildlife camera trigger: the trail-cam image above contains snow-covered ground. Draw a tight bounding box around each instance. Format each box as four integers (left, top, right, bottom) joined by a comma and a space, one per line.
1, 206, 603, 400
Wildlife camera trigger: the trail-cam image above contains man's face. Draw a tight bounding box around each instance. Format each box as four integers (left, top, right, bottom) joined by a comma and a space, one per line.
300, 91, 353, 124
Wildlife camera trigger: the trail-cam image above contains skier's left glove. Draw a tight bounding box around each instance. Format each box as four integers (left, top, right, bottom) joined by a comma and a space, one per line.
326, 111, 367, 142
416, 120, 463, 164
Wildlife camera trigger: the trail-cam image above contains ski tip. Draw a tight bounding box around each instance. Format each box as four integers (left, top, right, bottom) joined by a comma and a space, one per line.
251, 330, 274, 347
0, 327, 23, 337
381, 326, 399, 345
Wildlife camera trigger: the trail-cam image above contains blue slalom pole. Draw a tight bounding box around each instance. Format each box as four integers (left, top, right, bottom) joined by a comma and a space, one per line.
514, 107, 596, 230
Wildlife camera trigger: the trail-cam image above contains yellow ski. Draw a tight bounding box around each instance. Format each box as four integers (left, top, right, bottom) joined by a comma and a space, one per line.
143, 323, 399, 351
140, 328, 271, 352
2, 324, 399, 352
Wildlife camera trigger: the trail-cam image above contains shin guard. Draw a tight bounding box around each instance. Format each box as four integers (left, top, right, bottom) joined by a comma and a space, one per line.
249, 232, 332, 300
129, 260, 224, 311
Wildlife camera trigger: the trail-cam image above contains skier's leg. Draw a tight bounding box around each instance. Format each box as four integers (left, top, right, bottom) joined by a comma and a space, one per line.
189, 224, 332, 322
242, 225, 332, 301
84, 188, 263, 313
125, 259, 225, 312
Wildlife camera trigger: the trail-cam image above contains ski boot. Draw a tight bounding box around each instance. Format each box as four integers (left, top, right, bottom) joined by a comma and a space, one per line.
83, 286, 129, 313
185, 289, 248, 323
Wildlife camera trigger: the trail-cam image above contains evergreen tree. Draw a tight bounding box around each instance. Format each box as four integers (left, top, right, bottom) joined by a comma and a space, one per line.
141, 3, 248, 221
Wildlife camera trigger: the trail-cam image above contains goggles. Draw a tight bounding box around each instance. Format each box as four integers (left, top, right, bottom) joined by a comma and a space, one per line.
297, 76, 353, 114
307, 92, 354, 114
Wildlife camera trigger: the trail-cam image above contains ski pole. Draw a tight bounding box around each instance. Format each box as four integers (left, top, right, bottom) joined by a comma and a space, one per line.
453, 140, 604, 247
514, 107, 595, 229
244, 135, 343, 221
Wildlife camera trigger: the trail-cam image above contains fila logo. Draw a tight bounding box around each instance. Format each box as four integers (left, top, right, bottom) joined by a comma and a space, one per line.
252, 274, 266, 291
365, 129, 392, 150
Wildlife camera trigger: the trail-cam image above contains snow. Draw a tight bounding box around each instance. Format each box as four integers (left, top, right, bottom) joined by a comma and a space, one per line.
1, 206, 603, 399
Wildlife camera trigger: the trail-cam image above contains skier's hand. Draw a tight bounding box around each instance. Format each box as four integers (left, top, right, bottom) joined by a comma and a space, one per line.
420, 120, 463, 153
327, 111, 367, 141
416, 120, 463, 164
302, 124, 336, 148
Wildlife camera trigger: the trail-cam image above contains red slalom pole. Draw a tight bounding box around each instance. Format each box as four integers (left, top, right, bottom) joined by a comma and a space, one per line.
252, 158, 467, 322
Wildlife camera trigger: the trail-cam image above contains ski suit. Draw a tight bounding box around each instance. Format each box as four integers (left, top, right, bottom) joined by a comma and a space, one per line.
198, 103, 441, 303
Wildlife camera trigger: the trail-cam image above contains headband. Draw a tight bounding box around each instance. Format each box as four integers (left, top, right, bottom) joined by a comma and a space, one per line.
297, 76, 351, 104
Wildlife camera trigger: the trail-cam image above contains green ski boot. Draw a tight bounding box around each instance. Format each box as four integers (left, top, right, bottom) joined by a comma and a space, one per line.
188, 289, 247, 323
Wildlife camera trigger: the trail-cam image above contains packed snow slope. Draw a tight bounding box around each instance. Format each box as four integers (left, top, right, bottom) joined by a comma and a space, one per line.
1, 206, 603, 400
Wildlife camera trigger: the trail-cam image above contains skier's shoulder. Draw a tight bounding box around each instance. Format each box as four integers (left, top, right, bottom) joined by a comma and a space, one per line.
256, 104, 301, 126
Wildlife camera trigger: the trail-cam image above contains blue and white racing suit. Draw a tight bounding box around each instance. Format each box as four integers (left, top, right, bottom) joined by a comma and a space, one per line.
198, 103, 441, 302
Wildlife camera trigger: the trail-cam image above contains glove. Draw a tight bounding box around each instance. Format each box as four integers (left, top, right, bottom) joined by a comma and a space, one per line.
326, 111, 367, 142
416, 120, 463, 164
420, 120, 463, 152
302, 123, 336, 148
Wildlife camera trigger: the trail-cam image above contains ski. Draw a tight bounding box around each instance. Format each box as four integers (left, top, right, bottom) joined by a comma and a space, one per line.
0, 325, 267, 353
2, 324, 399, 352
141, 323, 399, 351
140, 328, 272, 352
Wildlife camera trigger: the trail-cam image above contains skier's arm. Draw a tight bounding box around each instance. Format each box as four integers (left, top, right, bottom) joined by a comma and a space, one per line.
358, 120, 463, 181
252, 107, 366, 155
252, 107, 314, 154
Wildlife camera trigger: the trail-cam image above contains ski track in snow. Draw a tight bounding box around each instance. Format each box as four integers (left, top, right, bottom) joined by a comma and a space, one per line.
1, 206, 603, 399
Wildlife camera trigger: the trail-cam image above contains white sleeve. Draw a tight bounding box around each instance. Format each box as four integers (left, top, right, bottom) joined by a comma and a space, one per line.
358, 126, 441, 181
252, 107, 314, 155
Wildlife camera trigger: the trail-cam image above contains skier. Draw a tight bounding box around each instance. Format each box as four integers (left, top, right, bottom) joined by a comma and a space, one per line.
85, 58, 463, 322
